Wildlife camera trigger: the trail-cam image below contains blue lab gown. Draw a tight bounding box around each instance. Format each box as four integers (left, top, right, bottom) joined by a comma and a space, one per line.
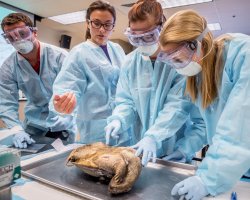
176, 33, 250, 195
0, 42, 75, 136
50, 40, 129, 145
107, 50, 203, 156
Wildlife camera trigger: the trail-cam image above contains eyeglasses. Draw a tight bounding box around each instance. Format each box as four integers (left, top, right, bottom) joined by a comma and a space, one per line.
1, 26, 37, 44
157, 42, 198, 69
124, 26, 161, 47
88, 20, 114, 31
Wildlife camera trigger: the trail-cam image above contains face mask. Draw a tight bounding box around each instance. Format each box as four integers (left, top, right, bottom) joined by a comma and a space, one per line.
175, 61, 202, 76
12, 40, 34, 54
137, 42, 159, 56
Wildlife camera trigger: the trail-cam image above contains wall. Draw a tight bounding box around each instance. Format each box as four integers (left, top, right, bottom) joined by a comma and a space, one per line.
36, 21, 84, 49
36, 21, 132, 53
111, 39, 133, 54
18, 101, 26, 121
0, 119, 6, 128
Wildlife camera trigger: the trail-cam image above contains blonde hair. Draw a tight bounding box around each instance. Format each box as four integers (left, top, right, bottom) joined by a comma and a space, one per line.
159, 10, 231, 108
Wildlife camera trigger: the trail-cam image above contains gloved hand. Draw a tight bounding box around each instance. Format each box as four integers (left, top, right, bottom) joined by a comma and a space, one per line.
162, 150, 186, 163
105, 120, 121, 145
171, 176, 209, 200
49, 115, 74, 132
131, 136, 157, 166
13, 131, 35, 148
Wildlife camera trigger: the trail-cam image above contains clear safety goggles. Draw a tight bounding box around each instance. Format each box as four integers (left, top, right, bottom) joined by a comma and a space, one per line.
157, 27, 210, 69
124, 26, 161, 47
157, 42, 199, 69
1, 26, 37, 44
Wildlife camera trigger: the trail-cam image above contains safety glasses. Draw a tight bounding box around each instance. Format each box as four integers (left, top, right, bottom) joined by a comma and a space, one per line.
1, 26, 37, 44
124, 26, 161, 47
157, 42, 199, 69
88, 20, 115, 31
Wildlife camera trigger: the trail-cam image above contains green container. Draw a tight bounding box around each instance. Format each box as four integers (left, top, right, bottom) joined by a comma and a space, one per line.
0, 147, 21, 188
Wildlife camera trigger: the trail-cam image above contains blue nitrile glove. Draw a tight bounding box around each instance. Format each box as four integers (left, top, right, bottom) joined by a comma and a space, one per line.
171, 176, 209, 200
105, 120, 121, 145
162, 150, 186, 163
13, 130, 35, 148
49, 115, 73, 132
131, 136, 157, 166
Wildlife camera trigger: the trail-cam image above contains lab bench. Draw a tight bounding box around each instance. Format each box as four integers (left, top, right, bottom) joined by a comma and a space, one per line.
9, 146, 250, 200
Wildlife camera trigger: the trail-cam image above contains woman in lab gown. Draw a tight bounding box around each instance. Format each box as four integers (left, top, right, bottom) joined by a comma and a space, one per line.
105, 0, 203, 166
50, 0, 129, 145
159, 9, 250, 199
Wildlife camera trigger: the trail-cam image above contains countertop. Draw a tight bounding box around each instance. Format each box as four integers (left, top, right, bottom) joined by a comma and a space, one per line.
9, 145, 250, 200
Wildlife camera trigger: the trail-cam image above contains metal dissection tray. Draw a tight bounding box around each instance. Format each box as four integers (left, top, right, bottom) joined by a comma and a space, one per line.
21, 151, 195, 200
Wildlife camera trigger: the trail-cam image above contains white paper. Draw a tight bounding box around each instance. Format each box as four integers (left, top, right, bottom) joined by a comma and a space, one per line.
51, 138, 67, 152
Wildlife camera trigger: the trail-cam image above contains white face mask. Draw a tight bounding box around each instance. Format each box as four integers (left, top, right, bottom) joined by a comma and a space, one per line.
137, 42, 159, 56
175, 61, 202, 76
12, 40, 34, 54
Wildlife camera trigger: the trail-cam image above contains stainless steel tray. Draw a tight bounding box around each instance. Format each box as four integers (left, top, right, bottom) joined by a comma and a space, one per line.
21, 151, 195, 200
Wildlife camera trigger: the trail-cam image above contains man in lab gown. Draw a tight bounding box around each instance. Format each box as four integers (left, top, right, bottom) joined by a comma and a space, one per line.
0, 12, 76, 148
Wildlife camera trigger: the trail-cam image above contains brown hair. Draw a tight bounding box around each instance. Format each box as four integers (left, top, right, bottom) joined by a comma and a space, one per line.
85, 0, 116, 40
128, 0, 165, 26
160, 10, 231, 108
1, 12, 33, 31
